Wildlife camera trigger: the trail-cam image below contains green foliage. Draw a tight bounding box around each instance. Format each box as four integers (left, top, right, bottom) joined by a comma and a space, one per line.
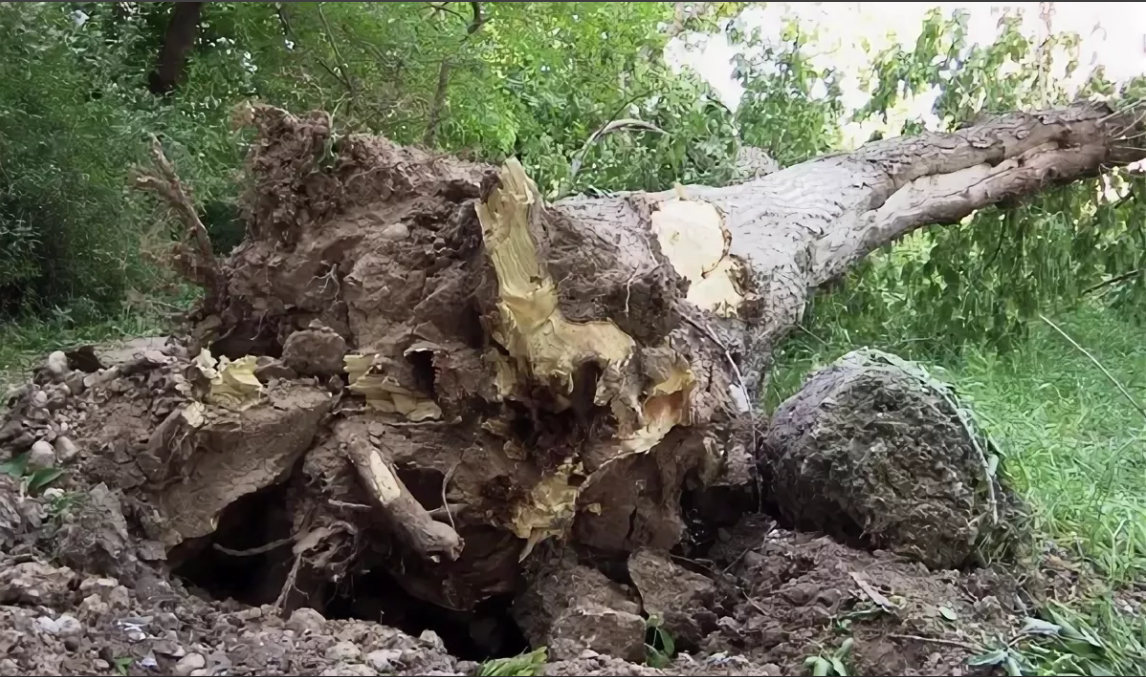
645, 614, 676, 668
806, 8, 1146, 353
478, 647, 547, 677
0, 451, 67, 494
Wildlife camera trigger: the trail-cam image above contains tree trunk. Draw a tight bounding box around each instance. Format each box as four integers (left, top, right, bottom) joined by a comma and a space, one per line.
147, 2, 205, 95
149, 100, 1135, 611
8, 102, 1137, 642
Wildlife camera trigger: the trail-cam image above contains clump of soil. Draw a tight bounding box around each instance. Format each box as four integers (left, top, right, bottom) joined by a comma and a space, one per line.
764, 349, 1014, 568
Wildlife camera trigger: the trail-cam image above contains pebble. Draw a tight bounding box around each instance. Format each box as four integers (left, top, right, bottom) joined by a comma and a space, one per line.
173, 653, 206, 676
287, 607, 326, 634
325, 641, 361, 662
45, 351, 69, 378
321, 664, 376, 677
27, 440, 56, 470
35, 614, 82, 637
54, 436, 79, 463
366, 649, 402, 672
31, 390, 48, 408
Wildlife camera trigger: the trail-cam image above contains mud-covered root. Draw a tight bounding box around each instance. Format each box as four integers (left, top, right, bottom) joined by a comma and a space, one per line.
763, 348, 1016, 569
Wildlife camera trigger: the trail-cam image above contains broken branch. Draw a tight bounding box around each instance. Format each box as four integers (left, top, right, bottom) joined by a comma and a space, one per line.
343, 433, 463, 562
134, 134, 226, 312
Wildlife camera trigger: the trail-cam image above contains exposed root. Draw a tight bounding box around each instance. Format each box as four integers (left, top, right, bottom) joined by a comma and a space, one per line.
340, 427, 463, 562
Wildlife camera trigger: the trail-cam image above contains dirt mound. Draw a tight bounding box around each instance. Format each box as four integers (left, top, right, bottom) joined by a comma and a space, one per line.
764, 349, 1014, 568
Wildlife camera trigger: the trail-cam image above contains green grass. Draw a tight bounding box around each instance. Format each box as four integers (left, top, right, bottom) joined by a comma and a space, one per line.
0, 307, 171, 397
770, 306, 1146, 675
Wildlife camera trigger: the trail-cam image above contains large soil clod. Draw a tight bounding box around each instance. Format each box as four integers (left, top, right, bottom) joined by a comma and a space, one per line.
764, 348, 1013, 569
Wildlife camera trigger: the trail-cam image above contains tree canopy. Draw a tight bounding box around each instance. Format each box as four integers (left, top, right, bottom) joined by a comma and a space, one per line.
1, 1, 1143, 357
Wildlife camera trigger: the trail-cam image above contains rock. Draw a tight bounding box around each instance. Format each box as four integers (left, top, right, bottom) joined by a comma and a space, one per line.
173, 653, 206, 676
765, 348, 1012, 568
55, 613, 82, 637
64, 372, 86, 397
53, 436, 79, 464
44, 384, 70, 410
254, 357, 297, 382
45, 351, 69, 379
27, 441, 56, 470
549, 602, 647, 663
55, 484, 134, 579
282, 325, 347, 377
288, 607, 326, 634
366, 649, 401, 672
326, 641, 362, 662
628, 548, 716, 650
514, 553, 645, 663
321, 664, 376, 677
30, 390, 48, 409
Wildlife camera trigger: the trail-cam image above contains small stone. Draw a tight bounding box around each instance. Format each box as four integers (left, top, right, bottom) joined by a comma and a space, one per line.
64, 372, 86, 397
31, 390, 49, 408
93, 659, 110, 670
173, 653, 206, 676
28, 441, 56, 470
419, 629, 446, 651
44, 384, 70, 410
321, 664, 376, 677
46, 351, 69, 378
53, 436, 79, 464
287, 607, 326, 634
325, 641, 361, 662
54, 614, 83, 637
63, 636, 80, 652
365, 649, 401, 672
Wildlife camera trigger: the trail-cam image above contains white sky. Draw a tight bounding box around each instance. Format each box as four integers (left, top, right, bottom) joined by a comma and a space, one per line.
668, 2, 1146, 147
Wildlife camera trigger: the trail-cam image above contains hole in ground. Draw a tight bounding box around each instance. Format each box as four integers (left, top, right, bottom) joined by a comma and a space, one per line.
323, 567, 528, 661
169, 477, 528, 662
171, 481, 296, 606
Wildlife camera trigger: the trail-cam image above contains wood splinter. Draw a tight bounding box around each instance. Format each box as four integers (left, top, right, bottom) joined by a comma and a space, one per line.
343, 435, 464, 562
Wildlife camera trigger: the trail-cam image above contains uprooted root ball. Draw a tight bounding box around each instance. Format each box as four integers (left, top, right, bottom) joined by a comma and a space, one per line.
764, 349, 1014, 569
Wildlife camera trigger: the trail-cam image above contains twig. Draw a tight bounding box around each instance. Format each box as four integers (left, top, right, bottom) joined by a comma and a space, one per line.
1081, 269, 1141, 296
889, 634, 978, 651
316, 3, 355, 109
1038, 313, 1146, 422
134, 135, 225, 312
849, 572, 900, 614
214, 534, 298, 557
440, 461, 459, 531
329, 499, 372, 512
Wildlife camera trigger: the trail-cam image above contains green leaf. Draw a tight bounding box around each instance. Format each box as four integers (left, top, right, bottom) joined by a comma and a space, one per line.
968, 649, 1009, 667
810, 656, 832, 676
28, 467, 65, 492
0, 452, 29, 478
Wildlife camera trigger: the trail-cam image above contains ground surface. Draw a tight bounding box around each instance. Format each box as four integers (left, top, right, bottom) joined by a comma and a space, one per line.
1, 309, 1143, 676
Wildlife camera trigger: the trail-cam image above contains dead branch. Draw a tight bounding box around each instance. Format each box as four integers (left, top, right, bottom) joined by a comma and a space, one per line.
133, 134, 226, 312
343, 433, 463, 562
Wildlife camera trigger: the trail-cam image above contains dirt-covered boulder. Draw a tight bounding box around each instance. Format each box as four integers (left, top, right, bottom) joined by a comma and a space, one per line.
763, 349, 1009, 569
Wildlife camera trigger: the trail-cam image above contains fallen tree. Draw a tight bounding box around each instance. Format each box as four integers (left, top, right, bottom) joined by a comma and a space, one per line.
2, 101, 1144, 657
